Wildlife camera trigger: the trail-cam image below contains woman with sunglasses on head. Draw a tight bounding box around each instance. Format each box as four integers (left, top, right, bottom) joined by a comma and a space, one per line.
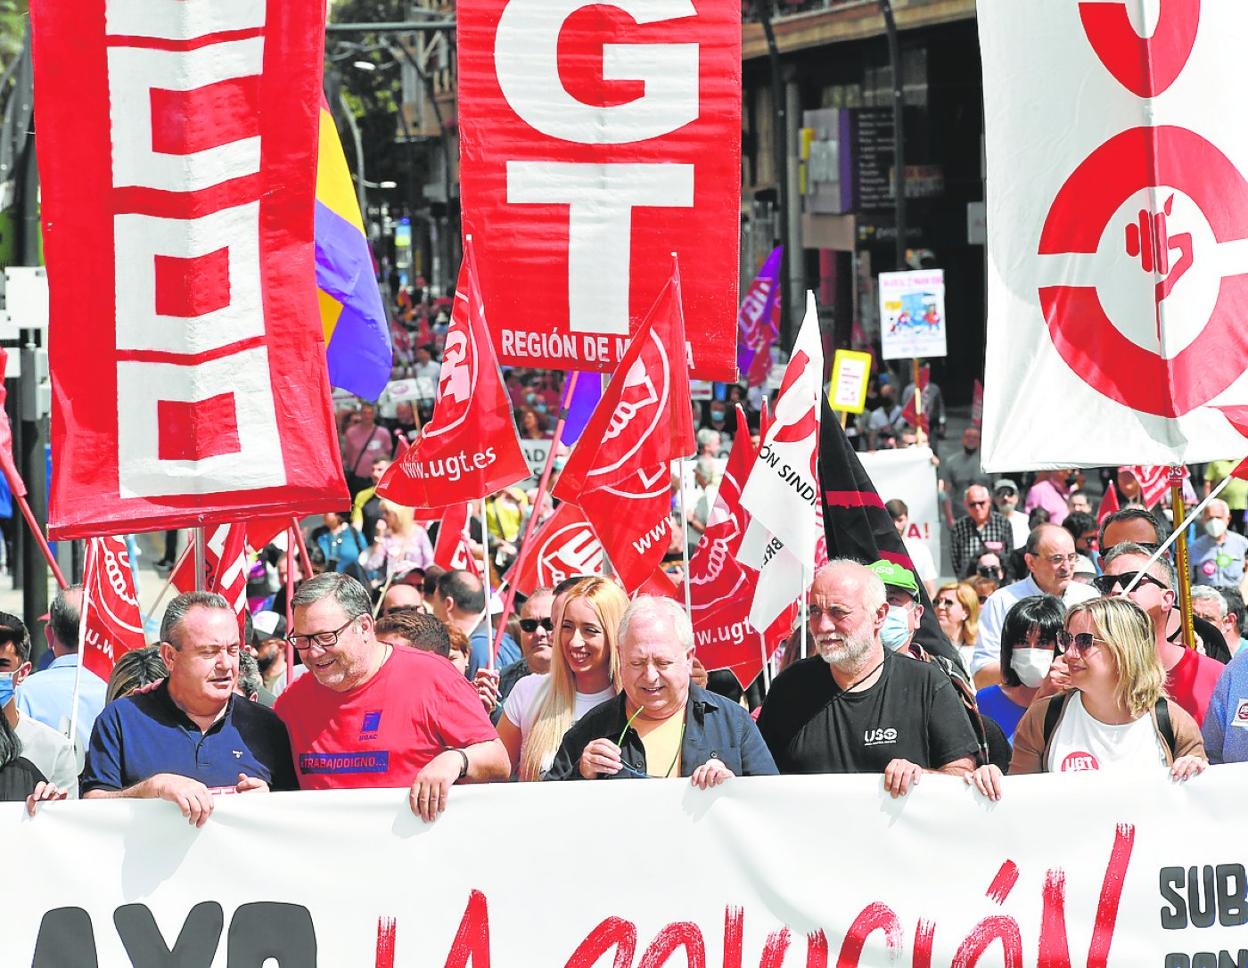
968, 597, 1207, 800
496, 577, 629, 780
933, 581, 980, 678
974, 595, 1064, 744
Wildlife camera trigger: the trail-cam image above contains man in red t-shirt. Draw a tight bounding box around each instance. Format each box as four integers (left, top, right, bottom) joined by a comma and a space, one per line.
1098, 545, 1225, 724
275, 573, 509, 821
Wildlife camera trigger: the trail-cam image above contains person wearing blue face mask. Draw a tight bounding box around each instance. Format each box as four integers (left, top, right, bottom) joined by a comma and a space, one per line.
868, 560, 924, 653
0, 612, 78, 798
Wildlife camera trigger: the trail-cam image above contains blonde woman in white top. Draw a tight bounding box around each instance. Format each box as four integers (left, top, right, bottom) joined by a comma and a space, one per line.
497, 577, 628, 780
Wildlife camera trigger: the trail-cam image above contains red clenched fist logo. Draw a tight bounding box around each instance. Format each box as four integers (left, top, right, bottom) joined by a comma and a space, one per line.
1039, 5, 1248, 418
1079, 0, 1200, 97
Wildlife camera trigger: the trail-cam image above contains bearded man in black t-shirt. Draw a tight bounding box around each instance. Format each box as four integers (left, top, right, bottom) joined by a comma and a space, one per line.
757, 560, 979, 797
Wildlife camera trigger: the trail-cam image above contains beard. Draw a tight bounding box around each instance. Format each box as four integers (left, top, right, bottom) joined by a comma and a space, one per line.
815, 620, 875, 669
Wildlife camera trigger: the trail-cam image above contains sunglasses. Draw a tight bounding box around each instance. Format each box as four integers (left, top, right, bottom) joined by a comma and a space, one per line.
1056, 631, 1105, 656
1092, 571, 1166, 595
519, 617, 554, 634
933, 597, 959, 608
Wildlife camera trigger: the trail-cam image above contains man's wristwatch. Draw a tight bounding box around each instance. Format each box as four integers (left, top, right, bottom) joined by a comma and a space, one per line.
451, 748, 469, 780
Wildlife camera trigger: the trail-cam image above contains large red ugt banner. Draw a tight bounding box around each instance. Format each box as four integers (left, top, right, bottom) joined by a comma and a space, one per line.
32, 0, 347, 539
458, 0, 741, 380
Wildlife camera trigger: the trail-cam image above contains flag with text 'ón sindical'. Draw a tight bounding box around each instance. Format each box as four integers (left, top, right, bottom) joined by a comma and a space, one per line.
690, 405, 794, 689
80, 537, 146, 681
316, 98, 392, 401
376, 238, 529, 511
737, 292, 825, 634
817, 396, 961, 669
553, 260, 696, 592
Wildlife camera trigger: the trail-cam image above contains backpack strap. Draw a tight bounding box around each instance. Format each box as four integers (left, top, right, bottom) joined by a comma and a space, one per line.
1040, 692, 1072, 773
1154, 697, 1176, 760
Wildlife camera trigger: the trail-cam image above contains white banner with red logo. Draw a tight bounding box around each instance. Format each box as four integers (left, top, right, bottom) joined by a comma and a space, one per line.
5, 768, 1248, 964
979, 1, 1248, 469
33, 0, 347, 538
458, 0, 740, 379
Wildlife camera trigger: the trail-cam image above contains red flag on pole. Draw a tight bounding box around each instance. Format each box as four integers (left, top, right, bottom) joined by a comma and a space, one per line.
0, 349, 24, 498
80, 537, 145, 680
553, 261, 695, 592
970, 379, 984, 429
433, 503, 480, 576
377, 238, 529, 510
171, 523, 250, 627
554, 261, 696, 501
505, 501, 603, 596
1122, 465, 1182, 509
901, 364, 931, 432
1096, 483, 1121, 524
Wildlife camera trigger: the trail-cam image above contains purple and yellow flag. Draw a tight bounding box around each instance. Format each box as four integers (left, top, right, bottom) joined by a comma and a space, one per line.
316, 100, 392, 400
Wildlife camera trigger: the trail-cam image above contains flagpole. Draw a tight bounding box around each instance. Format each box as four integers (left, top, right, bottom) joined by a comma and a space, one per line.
490, 370, 581, 664
799, 564, 808, 660
480, 501, 495, 670
758, 633, 771, 692
67, 540, 94, 761
193, 526, 207, 592
1169, 467, 1197, 650
289, 516, 313, 583
678, 458, 693, 620
12, 491, 68, 590
284, 525, 296, 682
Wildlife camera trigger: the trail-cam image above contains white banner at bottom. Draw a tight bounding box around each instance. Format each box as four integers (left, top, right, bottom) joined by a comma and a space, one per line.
8, 768, 1248, 966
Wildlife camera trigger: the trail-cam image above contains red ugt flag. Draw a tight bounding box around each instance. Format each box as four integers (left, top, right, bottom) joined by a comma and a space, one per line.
377, 238, 529, 510
0, 349, 24, 498
433, 503, 480, 576
554, 261, 695, 591
506, 501, 604, 596
81, 537, 145, 680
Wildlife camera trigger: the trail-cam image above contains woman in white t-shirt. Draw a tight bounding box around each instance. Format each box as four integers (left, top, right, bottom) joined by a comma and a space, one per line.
497, 577, 629, 780
968, 596, 1207, 800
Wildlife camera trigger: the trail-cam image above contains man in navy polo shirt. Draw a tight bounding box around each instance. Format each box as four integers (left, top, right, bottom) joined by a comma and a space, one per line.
81, 591, 297, 827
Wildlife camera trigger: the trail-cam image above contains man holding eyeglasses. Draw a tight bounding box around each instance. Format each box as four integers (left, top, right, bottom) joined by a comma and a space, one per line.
1097, 544, 1226, 724
950, 484, 1014, 580
274, 573, 509, 822
474, 587, 554, 723
545, 596, 776, 785
81, 592, 297, 827
972, 524, 1097, 687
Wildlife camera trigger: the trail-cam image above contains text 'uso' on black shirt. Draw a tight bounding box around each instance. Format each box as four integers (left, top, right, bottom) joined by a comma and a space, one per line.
756, 650, 980, 775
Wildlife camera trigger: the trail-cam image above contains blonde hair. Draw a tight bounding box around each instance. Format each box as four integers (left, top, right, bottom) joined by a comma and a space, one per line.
378, 499, 415, 537
519, 577, 628, 781
1065, 597, 1166, 717
937, 581, 980, 645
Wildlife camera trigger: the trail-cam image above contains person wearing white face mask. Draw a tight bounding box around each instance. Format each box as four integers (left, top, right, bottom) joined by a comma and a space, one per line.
974, 596, 1065, 744
1190, 499, 1248, 593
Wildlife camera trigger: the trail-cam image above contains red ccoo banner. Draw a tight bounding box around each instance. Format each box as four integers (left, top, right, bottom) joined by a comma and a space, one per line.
32, 0, 347, 539
457, 0, 740, 380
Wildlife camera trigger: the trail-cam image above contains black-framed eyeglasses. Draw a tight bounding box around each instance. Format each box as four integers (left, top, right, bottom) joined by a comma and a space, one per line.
286, 618, 356, 652
519, 617, 554, 634
1092, 571, 1165, 595
1056, 631, 1106, 656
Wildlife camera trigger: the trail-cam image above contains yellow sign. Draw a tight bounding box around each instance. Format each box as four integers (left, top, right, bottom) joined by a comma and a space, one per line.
828, 349, 873, 414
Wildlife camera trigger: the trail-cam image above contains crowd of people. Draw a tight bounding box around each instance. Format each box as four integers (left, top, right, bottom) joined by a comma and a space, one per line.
0, 489, 1243, 822
3, 314, 1243, 826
